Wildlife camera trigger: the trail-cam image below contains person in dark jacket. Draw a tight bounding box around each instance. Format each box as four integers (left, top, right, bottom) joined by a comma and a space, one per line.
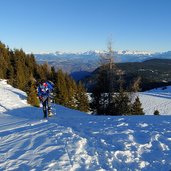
38, 80, 54, 118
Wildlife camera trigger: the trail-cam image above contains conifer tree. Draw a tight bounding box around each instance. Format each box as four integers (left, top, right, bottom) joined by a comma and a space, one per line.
37, 63, 49, 81
76, 82, 89, 112
65, 75, 77, 109
27, 79, 40, 107
50, 66, 56, 83
91, 65, 109, 114
54, 69, 68, 106
0, 42, 9, 78
6, 65, 14, 85
108, 89, 132, 115
13, 49, 27, 90
131, 96, 144, 115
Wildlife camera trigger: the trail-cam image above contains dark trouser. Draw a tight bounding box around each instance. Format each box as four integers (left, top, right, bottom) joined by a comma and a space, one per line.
42, 97, 51, 118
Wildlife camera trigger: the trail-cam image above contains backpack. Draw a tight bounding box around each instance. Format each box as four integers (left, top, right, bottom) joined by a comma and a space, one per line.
38, 81, 54, 97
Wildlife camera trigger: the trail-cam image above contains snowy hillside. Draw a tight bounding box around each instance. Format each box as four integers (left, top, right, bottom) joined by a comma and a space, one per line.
139, 86, 171, 115
0, 80, 171, 170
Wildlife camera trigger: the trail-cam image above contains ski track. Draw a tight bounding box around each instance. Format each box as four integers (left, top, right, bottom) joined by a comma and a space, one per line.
0, 80, 171, 170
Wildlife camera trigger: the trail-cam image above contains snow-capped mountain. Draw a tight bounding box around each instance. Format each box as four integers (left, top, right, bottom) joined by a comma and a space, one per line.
34, 50, 171, 73
36, 50, 158, 56
0, 80, 171, 170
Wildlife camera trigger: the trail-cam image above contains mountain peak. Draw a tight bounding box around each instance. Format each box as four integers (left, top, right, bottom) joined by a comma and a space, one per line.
35, 50, 163, 56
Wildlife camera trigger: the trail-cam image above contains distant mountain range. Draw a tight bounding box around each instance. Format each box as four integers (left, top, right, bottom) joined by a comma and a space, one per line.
34, 50, 171, 80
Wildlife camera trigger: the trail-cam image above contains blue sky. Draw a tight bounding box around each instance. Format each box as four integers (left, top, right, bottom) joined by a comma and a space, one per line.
0, 0, 171, 53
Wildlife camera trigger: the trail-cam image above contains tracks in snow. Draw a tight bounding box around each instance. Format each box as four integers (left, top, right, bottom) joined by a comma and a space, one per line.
0, 118, 94, 171
1, 113, 171, 171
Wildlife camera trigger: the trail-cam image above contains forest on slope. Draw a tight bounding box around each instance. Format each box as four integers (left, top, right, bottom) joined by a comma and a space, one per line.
84, 59, 171, 92
0, 41, 89, 112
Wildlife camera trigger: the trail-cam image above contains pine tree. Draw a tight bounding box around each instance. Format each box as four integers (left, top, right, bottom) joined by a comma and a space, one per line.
6, 65, 14, 85
76, 82, 89, 112
54, 69, 68, 106
0, 42, 9, 78
13, 49, 27, 90
65, 76, 77, 109
37, 63, 49, 81
91, 65, 109, 114
109, 89, 132, 115
131, 96, 144, 115
27, 79, 40, 107
49, 66, 56, 83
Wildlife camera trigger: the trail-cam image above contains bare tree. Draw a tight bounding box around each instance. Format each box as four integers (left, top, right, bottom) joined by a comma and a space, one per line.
97, 39, 121, 111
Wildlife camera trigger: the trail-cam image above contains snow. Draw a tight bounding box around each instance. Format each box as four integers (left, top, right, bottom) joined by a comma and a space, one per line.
116, 50, 155, 55
0, 79, 171, 170
35, 50, 157, 56
139, 86, 171, 115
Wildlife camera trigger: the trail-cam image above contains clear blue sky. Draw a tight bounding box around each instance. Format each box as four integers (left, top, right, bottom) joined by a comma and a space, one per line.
0, 0, 171, 53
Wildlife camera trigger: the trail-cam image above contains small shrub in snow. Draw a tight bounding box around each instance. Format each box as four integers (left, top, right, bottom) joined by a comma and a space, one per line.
154, 110, 160, 115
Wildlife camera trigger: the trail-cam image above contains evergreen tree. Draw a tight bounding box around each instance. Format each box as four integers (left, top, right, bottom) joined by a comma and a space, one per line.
13, 49, 27, 90
76, 82, 89, 112
54, 69, 68, 106
131, 96, 144, 115
37, 63, 50, 81
108, 89, 132, 115
65, 75, 77, 109
27, 79, 40, 107
52, 69, 89, 111
49, 66, 56, 83
91, 65, 110, 114
0, 42, 9, 78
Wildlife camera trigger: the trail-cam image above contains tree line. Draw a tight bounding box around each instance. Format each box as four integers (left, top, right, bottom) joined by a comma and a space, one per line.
0, 41, 89, 112
0, 41, 146, 115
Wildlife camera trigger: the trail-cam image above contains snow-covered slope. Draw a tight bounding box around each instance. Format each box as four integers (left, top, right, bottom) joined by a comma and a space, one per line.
0, 80, 171, 170
139, 86, 171, 115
